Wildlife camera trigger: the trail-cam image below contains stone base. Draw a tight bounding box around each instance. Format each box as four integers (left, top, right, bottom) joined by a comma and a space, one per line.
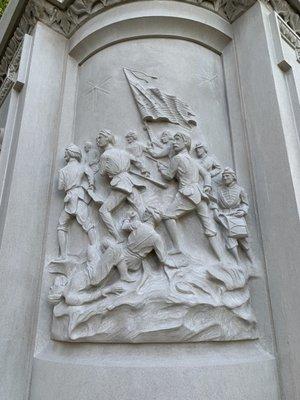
30, 342, 279, 400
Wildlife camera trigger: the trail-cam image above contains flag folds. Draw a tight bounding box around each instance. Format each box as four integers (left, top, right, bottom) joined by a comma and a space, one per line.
124, 68, 197, 129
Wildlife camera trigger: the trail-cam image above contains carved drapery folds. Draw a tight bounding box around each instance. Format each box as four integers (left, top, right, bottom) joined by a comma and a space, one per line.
47, 68, 259, 343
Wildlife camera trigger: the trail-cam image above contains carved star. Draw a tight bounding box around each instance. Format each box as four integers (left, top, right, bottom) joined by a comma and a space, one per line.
84, 76, 111, 112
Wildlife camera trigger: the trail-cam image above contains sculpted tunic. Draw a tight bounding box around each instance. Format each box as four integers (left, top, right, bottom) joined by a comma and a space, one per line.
160, 149, 216, 237
99, 147, 145, 194
88, 220, 167, 285
57, 161, 94, 232
212, 183, 249, 249
198, 154, 221, 178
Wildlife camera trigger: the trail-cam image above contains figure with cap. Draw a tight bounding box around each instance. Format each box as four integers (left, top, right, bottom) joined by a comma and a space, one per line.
96, 129, 148, 242
125, 130, 149, 175
157, 131, 221, 260
211, 167, 252, 263
56, 143, 97, 260
146, 130, 175, 159
87, 205, 174, 288
125, 131, 144, 158
52, 206, 174, 306
84, 140, 100, 174
194, 142, 221, 178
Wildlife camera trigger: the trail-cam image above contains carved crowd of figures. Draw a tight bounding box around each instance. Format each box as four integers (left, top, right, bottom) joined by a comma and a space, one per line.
55, 128, 252, 275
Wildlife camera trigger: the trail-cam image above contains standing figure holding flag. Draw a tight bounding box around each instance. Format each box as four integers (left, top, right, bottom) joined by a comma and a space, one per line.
157, 132, 222, 260
146, 130, 175, 160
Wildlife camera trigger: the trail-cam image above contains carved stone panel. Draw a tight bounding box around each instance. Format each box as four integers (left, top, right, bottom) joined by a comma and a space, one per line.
48, 38, 258, 343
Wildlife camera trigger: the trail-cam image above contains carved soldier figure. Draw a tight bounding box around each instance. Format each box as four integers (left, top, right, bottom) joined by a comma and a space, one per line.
194, 142, 221, 178
51, 207, 173, 306
56, 144, 97, 259
125, 131, 149, 175
212, 167, 252, 263
125, 131, 144, 158
88, 207, 174, 287
96, 129, 147, 242
146, 130, 175, 159
158, 131, 221, 259
84, 140, 100, 173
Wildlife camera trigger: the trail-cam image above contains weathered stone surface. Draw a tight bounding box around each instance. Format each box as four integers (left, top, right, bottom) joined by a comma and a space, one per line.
0, 0, 300, 399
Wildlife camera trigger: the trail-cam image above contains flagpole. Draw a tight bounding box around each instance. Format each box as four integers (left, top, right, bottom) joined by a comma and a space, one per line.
143, 121, 163, 148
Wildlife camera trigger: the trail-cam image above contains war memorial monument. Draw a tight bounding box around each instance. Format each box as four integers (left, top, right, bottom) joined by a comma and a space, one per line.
0, 0, 299, 398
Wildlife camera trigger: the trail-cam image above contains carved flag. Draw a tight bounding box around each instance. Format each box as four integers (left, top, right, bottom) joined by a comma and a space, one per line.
124, 68, 197, 129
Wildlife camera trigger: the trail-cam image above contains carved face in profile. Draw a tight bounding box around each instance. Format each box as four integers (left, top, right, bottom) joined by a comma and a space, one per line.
96, 134, 109, 148
196, 146, 207, 158
161, 131, 172, 144
222, 172, 235, 186
64, 149, 70, 162
84, 141, 92, 152
173, 133, 187, 153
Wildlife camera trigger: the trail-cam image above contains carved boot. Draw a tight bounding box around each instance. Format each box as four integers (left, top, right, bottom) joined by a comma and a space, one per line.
208, 236, 222, 261
229, 246, 240, 264
164, 219, 182, 255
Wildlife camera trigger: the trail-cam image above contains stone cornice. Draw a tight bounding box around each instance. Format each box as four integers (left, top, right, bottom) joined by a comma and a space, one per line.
0, 0, 299, 105
267, 0, 300, 34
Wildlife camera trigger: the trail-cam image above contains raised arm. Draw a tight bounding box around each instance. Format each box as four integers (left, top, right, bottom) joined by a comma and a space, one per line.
128, 152, 149, 175
158, 156, 178, 181
84, 165, 95, 189
153, 233, 168, 264
198, 164, 212, 189
58, 169, 65, 191
239, 188, 249, 215
147, 145, 170, 159
210, 158, 222, 178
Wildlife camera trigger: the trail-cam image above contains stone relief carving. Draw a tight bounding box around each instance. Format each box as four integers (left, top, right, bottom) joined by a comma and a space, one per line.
47, 68, 258, 343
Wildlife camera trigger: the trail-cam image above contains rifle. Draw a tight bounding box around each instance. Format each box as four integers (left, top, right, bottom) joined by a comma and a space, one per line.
145, 154, 168, 168
129, 170, 167, 189
143, 122, 163, 148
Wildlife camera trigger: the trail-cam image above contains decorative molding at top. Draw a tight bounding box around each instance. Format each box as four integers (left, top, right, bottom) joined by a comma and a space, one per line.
35, 0, 256, 38
0, 0, 299, 105
0, 40, 23, 106
266, 0, 300, 35
0, 1, 39, 85
277, 13, 300, 61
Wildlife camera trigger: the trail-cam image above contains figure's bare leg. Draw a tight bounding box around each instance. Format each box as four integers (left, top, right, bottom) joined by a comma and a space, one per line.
229, 246, 240, 264
88, 227, 97, 246
239, 238, 253, 263
128, 188, 145, 218
58, 230, 68, 259
207, 236, 222, 261
99, 191, 127, 242
117, 259, 135, 282
57, 210, 73, 259
243, 248, 253, 263
164, 219, 182, 254
196, 201, 221, 261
